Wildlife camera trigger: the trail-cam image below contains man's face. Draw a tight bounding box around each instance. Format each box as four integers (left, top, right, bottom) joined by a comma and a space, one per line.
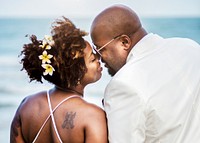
92, 34, 127, 77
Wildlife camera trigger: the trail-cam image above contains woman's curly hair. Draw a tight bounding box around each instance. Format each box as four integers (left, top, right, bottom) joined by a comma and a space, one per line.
20, 17, 88, 88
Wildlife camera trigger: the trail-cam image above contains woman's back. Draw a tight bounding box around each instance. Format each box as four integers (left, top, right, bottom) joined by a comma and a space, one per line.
15, 90, 107, 143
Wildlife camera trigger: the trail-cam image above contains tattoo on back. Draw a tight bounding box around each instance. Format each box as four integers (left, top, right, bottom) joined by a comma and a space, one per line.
62, 112, 76, 129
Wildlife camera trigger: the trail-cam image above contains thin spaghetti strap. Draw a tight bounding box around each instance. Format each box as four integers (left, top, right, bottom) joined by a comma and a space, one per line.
32, 90, 81, 143
47, 89, 63, 143
32, 113, 51, 143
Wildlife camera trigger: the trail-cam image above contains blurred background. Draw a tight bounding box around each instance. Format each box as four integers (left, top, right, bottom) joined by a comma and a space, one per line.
0, 0, 200, 142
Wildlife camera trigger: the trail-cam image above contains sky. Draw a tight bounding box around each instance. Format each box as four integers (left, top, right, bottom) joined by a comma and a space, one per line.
0, 0, 200, 18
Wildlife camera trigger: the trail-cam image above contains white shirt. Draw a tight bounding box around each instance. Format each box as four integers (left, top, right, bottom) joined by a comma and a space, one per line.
104, 33, 200, 143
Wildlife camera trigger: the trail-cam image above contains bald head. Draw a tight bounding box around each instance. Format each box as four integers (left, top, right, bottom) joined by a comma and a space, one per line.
91, 4, 143, 41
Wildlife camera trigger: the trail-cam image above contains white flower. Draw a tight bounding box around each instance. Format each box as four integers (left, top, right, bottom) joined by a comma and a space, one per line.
44, 35, 55, 46
39, 35, 54, 49
38, 50, 53, 64
44, 35, 53, 41
41, 64, 55, 76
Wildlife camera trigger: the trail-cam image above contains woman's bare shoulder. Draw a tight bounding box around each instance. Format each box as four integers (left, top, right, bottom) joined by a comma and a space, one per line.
18, 91, 47, 112
77, 98, 108, 143
78, 98, 106, 117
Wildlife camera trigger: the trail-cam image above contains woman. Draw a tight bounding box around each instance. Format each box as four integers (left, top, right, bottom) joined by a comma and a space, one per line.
10, 17, 108, 143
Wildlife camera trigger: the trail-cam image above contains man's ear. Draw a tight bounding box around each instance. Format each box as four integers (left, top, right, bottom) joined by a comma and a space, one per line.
120, 35, 131, 51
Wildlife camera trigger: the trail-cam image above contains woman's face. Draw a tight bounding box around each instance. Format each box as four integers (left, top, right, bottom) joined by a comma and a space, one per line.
82, 41, 102, 85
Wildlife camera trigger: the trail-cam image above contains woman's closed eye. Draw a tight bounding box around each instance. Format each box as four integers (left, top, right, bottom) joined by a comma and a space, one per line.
91, 56, 96, 62
88, 53, 96, 62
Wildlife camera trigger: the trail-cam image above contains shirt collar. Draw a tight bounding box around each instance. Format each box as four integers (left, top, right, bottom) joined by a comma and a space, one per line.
126, 33, 164, 62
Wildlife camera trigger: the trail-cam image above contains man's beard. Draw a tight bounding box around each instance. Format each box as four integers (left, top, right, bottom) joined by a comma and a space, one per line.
102, 60, 117, 77
107, 66, 116, 77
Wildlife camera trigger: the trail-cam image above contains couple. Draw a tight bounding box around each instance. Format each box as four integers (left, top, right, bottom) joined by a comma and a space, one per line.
10, 4, 200, 143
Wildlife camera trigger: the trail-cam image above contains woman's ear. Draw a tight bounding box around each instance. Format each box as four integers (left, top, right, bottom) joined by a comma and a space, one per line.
120, 35, 131, 51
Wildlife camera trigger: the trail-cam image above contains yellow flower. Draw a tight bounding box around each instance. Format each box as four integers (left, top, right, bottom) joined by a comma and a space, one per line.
38, 50, 53, 64
41, 64, 55, 76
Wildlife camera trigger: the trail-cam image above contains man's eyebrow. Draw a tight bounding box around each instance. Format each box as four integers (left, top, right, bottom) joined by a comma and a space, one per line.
93, 43, 100, 49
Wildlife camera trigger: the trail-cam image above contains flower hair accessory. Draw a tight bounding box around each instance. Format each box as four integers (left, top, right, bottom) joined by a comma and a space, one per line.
38, 35, 55, 76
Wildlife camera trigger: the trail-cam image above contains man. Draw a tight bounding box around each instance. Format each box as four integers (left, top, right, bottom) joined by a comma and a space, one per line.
90, 4, 200, 143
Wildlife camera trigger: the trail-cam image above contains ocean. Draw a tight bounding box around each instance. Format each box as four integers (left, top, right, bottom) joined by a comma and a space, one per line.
0, 17, 200, 142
